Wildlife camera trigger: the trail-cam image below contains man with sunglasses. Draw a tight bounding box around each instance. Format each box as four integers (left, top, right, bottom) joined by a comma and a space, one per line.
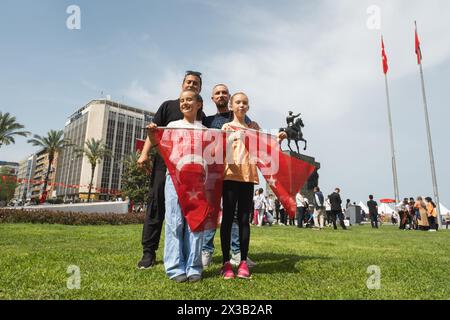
137, 71, 204, 269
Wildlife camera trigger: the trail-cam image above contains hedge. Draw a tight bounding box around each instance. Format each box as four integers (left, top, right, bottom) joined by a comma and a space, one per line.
0, 209, 145, 226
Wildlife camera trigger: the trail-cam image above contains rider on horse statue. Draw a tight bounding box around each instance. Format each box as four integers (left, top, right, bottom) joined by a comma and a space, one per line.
286, 111, 301, 128
279, 110, 307, 153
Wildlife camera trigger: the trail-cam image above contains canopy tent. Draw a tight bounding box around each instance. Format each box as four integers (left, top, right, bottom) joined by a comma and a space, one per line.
358, 201, 369, 213
439, 203, 450, 217
378, 203, 395, 214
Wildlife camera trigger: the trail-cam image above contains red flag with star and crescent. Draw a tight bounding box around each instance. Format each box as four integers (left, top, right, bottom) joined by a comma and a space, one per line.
233, 128, 317, 219
153, 128, 226, 232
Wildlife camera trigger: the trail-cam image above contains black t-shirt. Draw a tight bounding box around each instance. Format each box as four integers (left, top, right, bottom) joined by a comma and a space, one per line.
367, 200, 378, 215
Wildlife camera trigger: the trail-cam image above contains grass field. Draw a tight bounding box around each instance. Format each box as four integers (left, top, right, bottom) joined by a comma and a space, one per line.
0, 223, 449, 300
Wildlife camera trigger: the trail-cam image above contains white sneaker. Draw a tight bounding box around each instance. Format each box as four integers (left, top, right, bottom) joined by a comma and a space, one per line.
201, 251, 212, 268
230, 252, 257, 268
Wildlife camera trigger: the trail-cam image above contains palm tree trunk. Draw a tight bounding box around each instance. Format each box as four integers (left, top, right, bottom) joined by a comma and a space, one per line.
88, 165, 96, 203
41, 155, 54, 203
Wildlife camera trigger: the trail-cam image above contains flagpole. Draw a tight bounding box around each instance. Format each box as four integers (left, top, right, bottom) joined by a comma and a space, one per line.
383, 73, 400, 204
382, 36, 400, 204
415, 21, 442, 228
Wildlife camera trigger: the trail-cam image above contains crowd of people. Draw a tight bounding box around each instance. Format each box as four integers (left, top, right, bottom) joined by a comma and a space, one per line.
395, 197, 440, 231
250, 187, 349, 230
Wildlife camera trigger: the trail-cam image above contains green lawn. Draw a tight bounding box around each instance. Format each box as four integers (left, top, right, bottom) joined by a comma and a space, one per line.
0, 223, 449, 300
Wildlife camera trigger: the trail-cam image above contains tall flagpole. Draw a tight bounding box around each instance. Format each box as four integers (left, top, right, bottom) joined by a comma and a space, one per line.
415, 21, 442, 228
382, 36, 400, 204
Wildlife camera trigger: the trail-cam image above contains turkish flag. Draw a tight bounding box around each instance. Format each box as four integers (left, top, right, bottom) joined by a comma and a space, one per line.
135, 139, 145, 153
235, 128, 316, 219
381, 37, 389, 74
153, 128, 226, 232
415, 29, 422, 64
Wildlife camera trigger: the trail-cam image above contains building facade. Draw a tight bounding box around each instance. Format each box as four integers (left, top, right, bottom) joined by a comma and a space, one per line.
30, 149, 59, 202
55, 99, 154, 201
13, 155, 36, 203
0, 161, 19, 175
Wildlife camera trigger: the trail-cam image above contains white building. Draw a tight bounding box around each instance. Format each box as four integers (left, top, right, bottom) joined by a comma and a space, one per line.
55, 99, 154, 201
13, 155, 36, 203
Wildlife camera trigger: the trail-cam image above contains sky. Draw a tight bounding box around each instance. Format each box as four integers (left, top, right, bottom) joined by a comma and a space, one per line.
0, 0, 449, 207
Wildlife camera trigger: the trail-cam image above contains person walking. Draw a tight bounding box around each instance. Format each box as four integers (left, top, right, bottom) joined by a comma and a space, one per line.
367, 195, 379, 229
295, 191, 308, 228
328, 188, 347, 230
312, 187, 326, 230
254, 188, 267, 227
425, 197, 438, 231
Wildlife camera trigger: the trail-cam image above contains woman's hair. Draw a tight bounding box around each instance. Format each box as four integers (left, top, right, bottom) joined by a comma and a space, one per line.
425, 197, 436, 208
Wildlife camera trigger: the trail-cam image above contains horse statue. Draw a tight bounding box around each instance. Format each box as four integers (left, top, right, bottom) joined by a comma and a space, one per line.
279, 115, 307, 153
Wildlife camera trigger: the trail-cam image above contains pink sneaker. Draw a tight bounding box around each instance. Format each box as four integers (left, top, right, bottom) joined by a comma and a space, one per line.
221, 261, 235, 280
237, 261, 250, 279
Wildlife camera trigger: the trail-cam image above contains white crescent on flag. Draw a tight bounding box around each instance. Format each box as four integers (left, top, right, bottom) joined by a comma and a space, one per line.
175, 154, 208, 184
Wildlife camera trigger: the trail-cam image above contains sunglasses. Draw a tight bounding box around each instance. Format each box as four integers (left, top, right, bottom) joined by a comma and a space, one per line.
185, 70, 202, 78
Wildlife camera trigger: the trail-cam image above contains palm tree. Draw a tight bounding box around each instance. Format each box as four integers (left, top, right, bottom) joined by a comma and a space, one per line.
28, 130, 71, 203
75, 138, 111, 202
0, 112, 30, 148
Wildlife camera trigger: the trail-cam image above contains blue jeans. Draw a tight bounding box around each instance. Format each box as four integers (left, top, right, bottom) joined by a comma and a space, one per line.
164, 175, 203, 279
202, 221, 240, 254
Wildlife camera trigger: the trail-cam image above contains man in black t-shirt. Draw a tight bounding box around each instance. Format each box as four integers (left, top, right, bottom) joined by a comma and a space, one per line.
367, 195, 379, 229
328, 187, 347, 230
137, 71, 203, 269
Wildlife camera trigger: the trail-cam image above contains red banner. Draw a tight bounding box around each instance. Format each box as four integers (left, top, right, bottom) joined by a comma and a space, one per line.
240, 129, 316, 219
154, 128, 226, 232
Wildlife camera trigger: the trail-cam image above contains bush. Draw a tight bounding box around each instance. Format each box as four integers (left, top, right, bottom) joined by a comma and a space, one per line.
0, 209, 144, 226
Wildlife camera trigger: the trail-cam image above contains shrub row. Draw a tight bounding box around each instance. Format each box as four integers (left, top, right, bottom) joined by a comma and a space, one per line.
0, 209, 145, 226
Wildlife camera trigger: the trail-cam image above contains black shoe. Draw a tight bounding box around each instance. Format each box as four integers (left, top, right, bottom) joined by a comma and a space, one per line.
188, 274, 202, 283
137, 252, 156, 269
172, 274, 188, 283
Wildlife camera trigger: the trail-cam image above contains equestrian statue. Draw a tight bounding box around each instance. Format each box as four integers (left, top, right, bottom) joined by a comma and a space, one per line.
279, 111, 307, 153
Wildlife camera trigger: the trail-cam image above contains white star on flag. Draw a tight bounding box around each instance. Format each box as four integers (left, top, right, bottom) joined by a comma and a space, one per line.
187, 190, 201, 201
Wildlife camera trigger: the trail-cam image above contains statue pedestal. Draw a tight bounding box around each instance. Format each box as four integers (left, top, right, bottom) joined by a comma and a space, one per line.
265, 151, 320, 204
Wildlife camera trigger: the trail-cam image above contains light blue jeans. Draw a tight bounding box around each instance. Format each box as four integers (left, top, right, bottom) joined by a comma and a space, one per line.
202, 220, 240, 255
164, 175, 203, 279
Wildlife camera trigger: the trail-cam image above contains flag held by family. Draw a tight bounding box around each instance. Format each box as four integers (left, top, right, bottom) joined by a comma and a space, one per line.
153, 128, 225, 232
243, 130, 316, 219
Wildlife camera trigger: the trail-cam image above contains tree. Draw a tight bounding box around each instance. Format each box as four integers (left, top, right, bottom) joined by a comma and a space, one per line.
0, 167, 17, 205
0, 112, 30, 148
75, 138, 111, 202
121, 150, 153, 209
28, 130, 71, 203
